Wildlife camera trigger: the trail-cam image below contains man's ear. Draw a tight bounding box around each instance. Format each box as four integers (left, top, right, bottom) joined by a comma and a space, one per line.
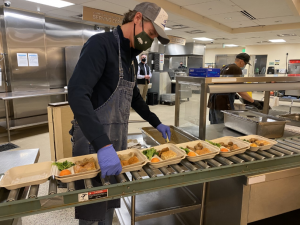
133, 12, 142, 25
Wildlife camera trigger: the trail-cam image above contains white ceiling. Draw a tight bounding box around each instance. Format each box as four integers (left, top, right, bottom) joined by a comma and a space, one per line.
3, 0, 300, 48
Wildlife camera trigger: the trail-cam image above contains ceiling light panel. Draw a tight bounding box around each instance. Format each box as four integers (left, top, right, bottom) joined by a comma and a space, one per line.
165, 27, 172, 30
193, 37, 213, 41
269, 39, 286, 43
224, 44, 238, 47
26, 0, 74, 8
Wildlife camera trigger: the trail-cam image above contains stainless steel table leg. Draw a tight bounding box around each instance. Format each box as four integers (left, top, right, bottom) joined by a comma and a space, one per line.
4, 100, 10, 142
200, 182, 208, 225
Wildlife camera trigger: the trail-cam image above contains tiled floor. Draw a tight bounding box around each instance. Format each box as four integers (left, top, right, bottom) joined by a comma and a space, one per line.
2, 91, 300, 224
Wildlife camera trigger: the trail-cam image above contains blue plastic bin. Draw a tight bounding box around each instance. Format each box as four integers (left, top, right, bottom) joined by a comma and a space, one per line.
189, 68, 220, 77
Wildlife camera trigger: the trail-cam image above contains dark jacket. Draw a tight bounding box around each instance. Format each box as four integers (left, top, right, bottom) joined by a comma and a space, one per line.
137, 62, 150, 84
68, 26, 161, 152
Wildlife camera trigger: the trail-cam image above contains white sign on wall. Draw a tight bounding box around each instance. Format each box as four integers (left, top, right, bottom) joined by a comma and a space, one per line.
28, 53, 39, 66
17, 53, 28, 67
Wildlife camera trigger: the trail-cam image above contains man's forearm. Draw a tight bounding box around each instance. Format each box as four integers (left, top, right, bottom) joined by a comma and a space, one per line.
238, 92, 253, 103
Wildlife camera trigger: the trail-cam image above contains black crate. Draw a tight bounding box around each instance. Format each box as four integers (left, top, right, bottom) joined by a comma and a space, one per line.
147, 92, 158, 105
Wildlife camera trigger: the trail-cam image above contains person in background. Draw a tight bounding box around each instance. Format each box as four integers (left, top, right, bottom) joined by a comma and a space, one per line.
208, 53, 263, 124
137, 54, 151, 101
178, 61, 186, 69
68, 2, 171, 224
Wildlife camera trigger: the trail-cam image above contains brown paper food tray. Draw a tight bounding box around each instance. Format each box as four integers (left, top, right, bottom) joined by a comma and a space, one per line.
238, 135, 277, 151
0, 161, 53, 190
118, 149, 148, 173
0, 154, 101, 190
176, 140, 220, 162
53, 154, 100, 179
210, 136, 250, 157
140, 144, 186, 169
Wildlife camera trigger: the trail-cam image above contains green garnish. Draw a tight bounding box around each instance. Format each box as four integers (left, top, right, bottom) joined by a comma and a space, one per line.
52, 160, 75, 171
142, 148, 159, 160
205, 140, 221, 148
243, 139, 250, 143
180, 147, 190, 154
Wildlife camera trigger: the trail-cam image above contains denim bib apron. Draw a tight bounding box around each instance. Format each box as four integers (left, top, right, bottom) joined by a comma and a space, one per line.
71, 29, 135, 221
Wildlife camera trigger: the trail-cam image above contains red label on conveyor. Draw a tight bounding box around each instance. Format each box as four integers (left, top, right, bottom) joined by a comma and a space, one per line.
78, 189, 108, 202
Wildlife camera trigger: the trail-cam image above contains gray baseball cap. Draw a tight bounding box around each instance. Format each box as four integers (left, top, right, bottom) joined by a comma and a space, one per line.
134, 2, 170, 44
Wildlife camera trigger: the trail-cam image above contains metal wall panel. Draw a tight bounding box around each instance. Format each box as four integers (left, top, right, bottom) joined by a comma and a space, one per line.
65, 46, 82, 84
4, 8, 49, 92
45, 17, 83, 88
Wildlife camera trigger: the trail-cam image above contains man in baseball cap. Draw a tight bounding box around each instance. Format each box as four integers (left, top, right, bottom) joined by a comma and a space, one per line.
134, 2, 170, 45
68, 2, 171, 224
236, 53, 252, 67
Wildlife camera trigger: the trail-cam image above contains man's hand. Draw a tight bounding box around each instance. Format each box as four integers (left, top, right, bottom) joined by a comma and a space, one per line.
97, 145, 122, 178
144, 75, 150, 79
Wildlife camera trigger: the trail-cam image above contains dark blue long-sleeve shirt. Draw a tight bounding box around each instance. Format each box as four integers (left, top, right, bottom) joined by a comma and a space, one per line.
68, 26, 161, 152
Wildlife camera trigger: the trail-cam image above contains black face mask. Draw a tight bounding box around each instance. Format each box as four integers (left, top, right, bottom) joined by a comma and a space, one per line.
142, 58, 146, 62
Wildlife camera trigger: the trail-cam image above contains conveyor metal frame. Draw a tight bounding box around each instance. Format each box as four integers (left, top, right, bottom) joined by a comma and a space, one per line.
175, 76, 300, 140
1, 147, 300, 221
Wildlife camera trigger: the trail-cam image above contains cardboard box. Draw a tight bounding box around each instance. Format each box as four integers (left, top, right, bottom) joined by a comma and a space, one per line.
48, 102, 73, 161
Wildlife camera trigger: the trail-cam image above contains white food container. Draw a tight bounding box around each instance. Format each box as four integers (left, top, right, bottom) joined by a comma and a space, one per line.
117, 149, 148, 173
176, 140, 220, 162
141, 144, 186, 169
210, 136, 250, 157
238, 135, 277, 151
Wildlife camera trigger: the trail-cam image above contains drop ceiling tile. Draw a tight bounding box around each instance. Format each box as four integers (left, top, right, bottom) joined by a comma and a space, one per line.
184, 1, 242, 16
206, 11, 253, 23
255, 16, 300, 26
225, 20, 259, 28
167, 0, 214, 6
103, 0, 139, 8
82, 0, 128, 15
172, 19, 204, 28
64, 5, 83, 13
166, 12, 187, 22
230, 0, 293, 19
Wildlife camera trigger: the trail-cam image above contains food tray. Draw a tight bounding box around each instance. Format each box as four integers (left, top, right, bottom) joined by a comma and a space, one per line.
54, 154, 100, 183
222, 110, 288, 138
0, 161, 53, 190
141, 144, 186, 169
176, 140, 220, 162
238, 135, 277, 151
210, 136, 250, 157
117, 149, 148, 173
0, 154, 102, 189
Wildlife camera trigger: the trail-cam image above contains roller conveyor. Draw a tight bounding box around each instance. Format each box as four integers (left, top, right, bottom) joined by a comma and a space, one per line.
1, 137, 300, 221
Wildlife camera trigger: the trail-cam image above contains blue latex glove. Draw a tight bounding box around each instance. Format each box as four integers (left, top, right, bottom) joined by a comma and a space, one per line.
97, 145, 122, 178
156, 124, 171, 140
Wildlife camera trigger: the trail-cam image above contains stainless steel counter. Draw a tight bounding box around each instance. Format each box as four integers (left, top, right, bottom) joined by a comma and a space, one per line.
0, 89, 67, 100
0, 148, 39, 225
180, 124, 299, 140
0, 89, 67, 142
0, 149, 40, 175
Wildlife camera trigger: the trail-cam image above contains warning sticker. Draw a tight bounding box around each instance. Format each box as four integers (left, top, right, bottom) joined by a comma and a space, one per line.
78, 189, 108, 202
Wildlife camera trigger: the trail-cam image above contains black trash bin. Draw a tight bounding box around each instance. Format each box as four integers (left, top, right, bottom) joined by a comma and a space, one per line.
147, 92, 158, 105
